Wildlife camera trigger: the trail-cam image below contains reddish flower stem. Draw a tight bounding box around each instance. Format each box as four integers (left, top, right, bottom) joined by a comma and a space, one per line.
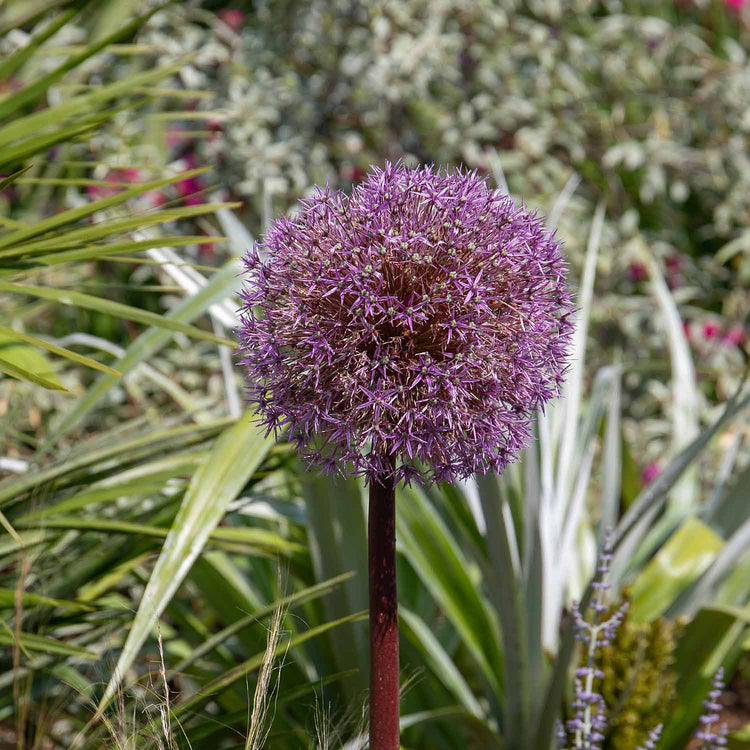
368, 468, 399, 750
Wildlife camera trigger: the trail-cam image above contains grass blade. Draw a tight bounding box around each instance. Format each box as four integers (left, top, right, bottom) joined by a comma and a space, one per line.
0, 281, 235, 348
98, 413, 275, 708
0, 629, 98, 659
644, 247, 699, 512
0, 165, 33, 192
0, 168, 210, 252
48, 258, 242, 445
0, 324, 120, 376
172, 611, 369, 719
397, 485, 504, 702
400, 606, 484, 719
0, 354, 67, 391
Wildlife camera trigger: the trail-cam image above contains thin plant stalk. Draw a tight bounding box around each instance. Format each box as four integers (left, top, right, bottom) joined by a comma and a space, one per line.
368, 465, 399, 750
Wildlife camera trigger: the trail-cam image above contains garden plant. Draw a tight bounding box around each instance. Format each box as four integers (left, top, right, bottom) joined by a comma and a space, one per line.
1, 1, 749, 749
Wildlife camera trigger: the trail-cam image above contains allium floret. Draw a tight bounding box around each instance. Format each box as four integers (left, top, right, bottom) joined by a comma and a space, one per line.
237, 162, 574, 485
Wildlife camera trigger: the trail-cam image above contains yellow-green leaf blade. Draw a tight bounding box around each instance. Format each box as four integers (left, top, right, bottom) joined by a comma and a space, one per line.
0, 168, 211, 252
0, 325, 120, 376
0, 353, 67, 391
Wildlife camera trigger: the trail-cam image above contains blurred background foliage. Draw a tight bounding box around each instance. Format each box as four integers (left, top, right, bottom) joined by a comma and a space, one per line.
0, 0, 749, 748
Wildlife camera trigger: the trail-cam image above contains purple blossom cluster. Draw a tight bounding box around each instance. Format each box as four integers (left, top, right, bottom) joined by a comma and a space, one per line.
557, 536, 732, 750
237, 163, 574, 485
695, 668, 728, 749
636, 724, 663, 750
559, 535, 628, 750
567, 587, 627, 750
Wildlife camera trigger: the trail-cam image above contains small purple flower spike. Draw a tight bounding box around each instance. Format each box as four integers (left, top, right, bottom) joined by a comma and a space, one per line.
237, 162, 574, 486
564, 533, 628, 750
636, 724, 662, 750
695, 668, 729, 749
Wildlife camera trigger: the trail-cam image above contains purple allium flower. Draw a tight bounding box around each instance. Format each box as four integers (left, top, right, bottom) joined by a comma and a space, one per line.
237, 162, 574, 486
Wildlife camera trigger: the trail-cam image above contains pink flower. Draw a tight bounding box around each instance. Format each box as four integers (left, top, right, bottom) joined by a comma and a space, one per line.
725, 0, 746, 9
175, 154, 205, 205
343, 165, 367, 183
703, 322, 720, 339
218, 9, 244, 31
641, 461, 661, 485
145, 190, 169, 209
723, 325, 745, 347
86, 168, 141, 200
167, 126, 189, 148
627, 262, 648, 283
119, 168, 141, 182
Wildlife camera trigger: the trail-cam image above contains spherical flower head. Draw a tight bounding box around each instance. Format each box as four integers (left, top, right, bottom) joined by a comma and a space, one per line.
237, 163, 575, 486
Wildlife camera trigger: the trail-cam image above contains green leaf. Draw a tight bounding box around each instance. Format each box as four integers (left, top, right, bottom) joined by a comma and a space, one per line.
98, 413, 275, 709
0, 630, 98, 660
0, 588, 94, 612
34, 236, 225, 266
554, 200, 605, 499
613, 384, 750, 570
397, 484, 504, 702
13, 516, 300, 554
668, 517, 750, 619
167, 572, 356, 679
0, 353, 66, 391
0, 281, 235, 348
0, 418, 232, 511
0, 7, 80, 82
660, 605, 750, 748
48, 259, 242, 445
400, 606, 484, 718
0, 324, 120, 376
476, 471, 531, 748
1, 203, 238, 259
17, 478, 177, 521
0, 1, 167, 120
172, 611, 369, 719
302, 472, 369, 696
644, 244, 699, 512
629, 518, 724, 623
0, 168, 211, 253
0, 121, 104, 172
0, 165, 33, 192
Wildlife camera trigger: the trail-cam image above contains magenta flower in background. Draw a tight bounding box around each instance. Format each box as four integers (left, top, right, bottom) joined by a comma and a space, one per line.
723, 325, 745, 348
237, 162, 574, 487
86, 167, 141, 200
175, 154, 205, 206
627, 261, 648, 283
703, 321, 721, 340
218, 8, 245, 31
641, 461, 661, 486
